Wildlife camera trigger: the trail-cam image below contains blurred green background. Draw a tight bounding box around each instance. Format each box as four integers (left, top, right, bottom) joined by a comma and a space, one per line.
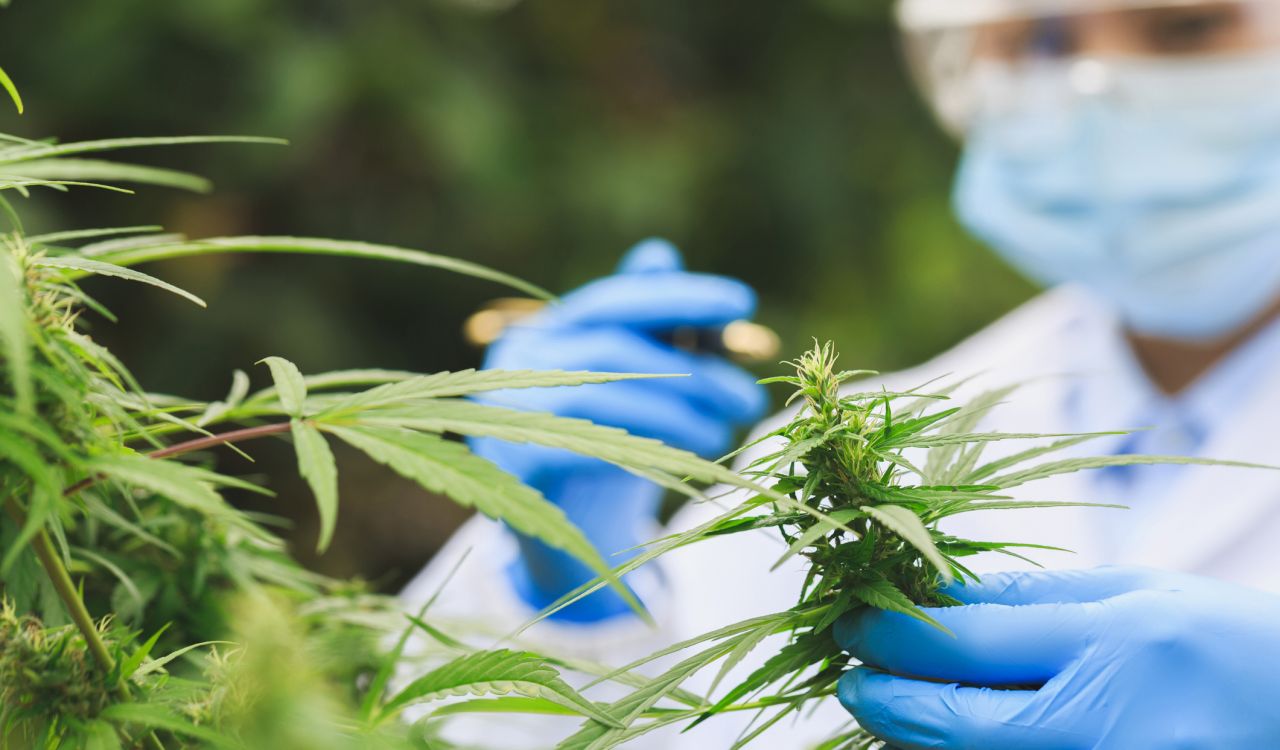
1, 0, 1033, 587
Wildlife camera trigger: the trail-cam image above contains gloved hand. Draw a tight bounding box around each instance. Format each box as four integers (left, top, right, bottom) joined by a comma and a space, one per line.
835, 566, 1280, 749
471, 238, 768, 622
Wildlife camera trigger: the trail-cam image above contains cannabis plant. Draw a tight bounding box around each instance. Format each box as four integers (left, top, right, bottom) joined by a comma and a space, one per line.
0, 77, 791, 744
413, 341, 1243, 750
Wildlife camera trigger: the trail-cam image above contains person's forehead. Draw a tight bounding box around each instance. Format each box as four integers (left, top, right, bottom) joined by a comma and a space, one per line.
899, 0, 1229, 30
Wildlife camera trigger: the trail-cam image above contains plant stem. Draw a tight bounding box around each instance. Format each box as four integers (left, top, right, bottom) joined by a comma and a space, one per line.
145, 421, 294, 459
62, 421, 294, 497
4, 501, 115, 669
2, 500, 166, 750
15, 423, 290, 748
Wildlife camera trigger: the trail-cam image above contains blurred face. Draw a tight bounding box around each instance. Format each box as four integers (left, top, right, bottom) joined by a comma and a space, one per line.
974, 2, 1275, 63
941, 1, 1280, 342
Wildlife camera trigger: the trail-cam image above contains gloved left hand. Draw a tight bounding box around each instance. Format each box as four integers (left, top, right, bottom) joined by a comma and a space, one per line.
835, 566, 1280, 749
472, 239, 768, 622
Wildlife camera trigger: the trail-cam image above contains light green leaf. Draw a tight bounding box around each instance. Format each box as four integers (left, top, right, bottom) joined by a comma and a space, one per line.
292, 419, 339, 552
259, 356, 307, 417
99, 703, 235, 748
351, 400, 737, 486
77, 233, 188, 258
849, 575, 947, 632
88, 454, 268, 537
383, 649, 621, 728
990, 454, 1273, 489
118, 624, 170, 681
323, 369, 669, 413
770, 508, 864, 571
430, 696, 588, 718
0, 247, 31, 412
323, 424, 630, 608
557, 639, 744, 750
26, 225, 164, 246
962, 433, 1123, 485
32, 255, 205, 307
8, 159, 210, 193
81, 720, 122, 750
198, 369, 251, 427
861, 504, 952, 583
0, 135, 285, 166
0, 65, 21, 114
132, 640, 233, 678
81, 235, 554, 300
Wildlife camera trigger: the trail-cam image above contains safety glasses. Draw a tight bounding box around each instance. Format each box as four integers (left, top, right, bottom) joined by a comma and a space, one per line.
898, 0, 1280, 132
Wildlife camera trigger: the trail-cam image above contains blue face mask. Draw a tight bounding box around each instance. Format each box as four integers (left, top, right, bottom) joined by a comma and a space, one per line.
955, 54, 1280, 340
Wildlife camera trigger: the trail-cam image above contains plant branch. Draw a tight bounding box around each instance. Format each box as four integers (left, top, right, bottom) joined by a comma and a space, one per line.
2, 500, 165, 750
62, 421, 295, 498
146, 421, 293, 459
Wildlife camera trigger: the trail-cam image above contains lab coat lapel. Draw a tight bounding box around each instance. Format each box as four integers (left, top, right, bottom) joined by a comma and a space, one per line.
1121, 362, 1280, 572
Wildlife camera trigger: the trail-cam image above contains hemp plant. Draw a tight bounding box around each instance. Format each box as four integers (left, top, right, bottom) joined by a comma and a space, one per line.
0, 81, 790, 745
425, 341, 1243, 750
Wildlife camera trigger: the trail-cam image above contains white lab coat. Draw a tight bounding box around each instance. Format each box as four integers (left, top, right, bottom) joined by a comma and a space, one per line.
400, 284, 1280, 748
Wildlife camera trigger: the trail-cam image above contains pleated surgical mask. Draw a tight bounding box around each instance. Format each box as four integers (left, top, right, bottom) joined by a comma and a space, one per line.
955, 53, 1280, 339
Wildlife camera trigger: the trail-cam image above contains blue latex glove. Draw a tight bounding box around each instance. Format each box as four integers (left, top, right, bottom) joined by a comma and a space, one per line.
835, 567, 1280, 749
471, 238, 768, 622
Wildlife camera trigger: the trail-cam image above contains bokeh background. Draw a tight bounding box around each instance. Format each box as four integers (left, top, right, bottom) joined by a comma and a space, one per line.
1, 0, 1033, 588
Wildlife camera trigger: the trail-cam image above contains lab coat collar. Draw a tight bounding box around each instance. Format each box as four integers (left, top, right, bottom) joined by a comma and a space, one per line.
1051, 287, 1280, 572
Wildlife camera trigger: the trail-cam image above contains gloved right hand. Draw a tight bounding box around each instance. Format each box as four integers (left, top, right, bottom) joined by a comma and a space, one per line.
471, 238, 768, 622
835, 566, 1280, 749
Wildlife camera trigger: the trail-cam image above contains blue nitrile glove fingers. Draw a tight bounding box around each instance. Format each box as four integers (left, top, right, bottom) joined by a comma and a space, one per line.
472, 238, 769, 622
835, 567, 1280, 749
504, 466, 661, 623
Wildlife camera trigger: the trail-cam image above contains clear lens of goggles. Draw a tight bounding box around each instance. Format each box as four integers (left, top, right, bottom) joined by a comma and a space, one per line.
898, 0, 1280, 132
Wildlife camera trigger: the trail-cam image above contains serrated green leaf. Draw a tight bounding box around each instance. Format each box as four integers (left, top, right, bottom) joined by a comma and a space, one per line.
198, 369, 250, 427
350, 400, 739, 487
990, 454, 1273, 489
259, 356, 307, 417
860, 504, 952, 583
99, 703, 235, 748
132, 640, 232, 678
118, 624, 170, 681
0, 429, 62, 573
771, 508, 864, 572
430, 696, 591, 718
80, 235, 554, 300
322, 369, 668, 413
693, 628, 835, 729
32, 255, 205, 307
849, 575, 947, 632
322, 424, 632, 609
0, 65, 21, 114
87, 454, 268, 537
557, 639, 743, 750
961, 433, 1122, 484
292, 420, 338, 552
383, 649, 621, 728
26, 225, 164, 246
0, 135, 285, 166
0, 246, 32, 412
9, 159, 210, 193
81, 720, 123, 750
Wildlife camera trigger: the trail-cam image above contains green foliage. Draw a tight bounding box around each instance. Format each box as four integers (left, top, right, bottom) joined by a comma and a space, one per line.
528, 341, 1251, 749
381, 649, 620, 728
0, 65, 20, 114
0, 116, 753, 747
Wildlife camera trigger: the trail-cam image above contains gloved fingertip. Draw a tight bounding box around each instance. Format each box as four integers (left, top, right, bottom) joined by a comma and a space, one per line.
617, 238, 685, 274
836, 667, 893, 717
741, 380, 770, 422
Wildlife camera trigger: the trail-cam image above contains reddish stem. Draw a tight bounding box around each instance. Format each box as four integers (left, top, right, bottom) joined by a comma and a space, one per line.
62, 421, 294, 498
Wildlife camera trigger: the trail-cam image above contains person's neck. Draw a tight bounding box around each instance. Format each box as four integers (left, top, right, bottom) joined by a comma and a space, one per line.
1126, 297, 1280, 397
